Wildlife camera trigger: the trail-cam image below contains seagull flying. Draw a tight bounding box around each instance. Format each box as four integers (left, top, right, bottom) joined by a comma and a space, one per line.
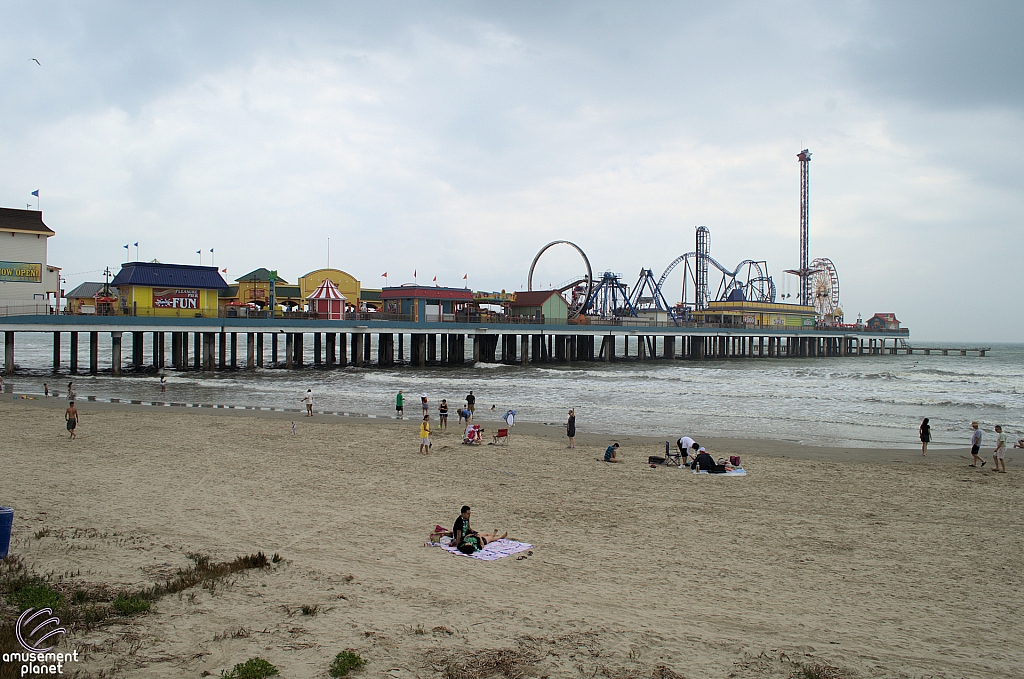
29, 58, 41, 65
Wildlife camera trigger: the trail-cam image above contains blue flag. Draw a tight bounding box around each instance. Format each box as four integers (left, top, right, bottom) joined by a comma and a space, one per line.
31, 190, 39, 197
133, 242, 138, 247
123, 244, 129, 250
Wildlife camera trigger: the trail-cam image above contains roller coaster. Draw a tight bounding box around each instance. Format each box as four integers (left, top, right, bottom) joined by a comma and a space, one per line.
527, 226, 840, 324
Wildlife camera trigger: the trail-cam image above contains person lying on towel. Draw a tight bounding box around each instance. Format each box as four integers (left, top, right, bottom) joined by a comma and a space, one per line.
452, 505, 507, 554
691, 447, 727, 473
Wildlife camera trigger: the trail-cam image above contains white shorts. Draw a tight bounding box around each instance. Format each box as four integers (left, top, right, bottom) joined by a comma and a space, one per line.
995, 447, 1006, 459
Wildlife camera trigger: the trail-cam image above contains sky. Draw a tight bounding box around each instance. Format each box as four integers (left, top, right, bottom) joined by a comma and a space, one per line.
1, 1, 1021, 342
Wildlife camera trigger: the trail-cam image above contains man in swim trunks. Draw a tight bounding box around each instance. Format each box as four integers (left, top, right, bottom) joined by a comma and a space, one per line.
969, 421, 985, 467
65, 401, 79, 440
604, 442, 621, 463
466, 390, 476, 415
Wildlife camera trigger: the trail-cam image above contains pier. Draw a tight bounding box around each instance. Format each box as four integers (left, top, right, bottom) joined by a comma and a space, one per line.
0, 314, 917, 375
904, 345, 990, 357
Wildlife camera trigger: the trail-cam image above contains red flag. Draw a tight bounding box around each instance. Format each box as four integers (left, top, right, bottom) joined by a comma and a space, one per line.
463, 274, 468, 280
414, 269, 417, 278
433, 276, 437, 282
381, 272, 387, 277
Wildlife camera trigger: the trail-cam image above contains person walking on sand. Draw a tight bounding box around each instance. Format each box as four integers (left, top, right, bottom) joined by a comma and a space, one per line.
466, 390, 476, 415
969, 421, 985, 467
438, 399, 449, 430
396, 390, 404, 417
419, 414, 432, 454
993, 425, 1008, 473
65, 401, 79, 440
919, 418, 931, 456
301, 389, 313, 416
566, 409, 576, 449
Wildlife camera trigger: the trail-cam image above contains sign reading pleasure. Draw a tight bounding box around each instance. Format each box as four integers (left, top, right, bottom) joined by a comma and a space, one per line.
152, 288, 200, 309
0, 261, 42, 283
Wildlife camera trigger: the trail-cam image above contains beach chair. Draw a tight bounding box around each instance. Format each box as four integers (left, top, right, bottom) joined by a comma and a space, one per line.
462, 425, 484, 445
492, 428, 509, 445
664, 441, 684, 467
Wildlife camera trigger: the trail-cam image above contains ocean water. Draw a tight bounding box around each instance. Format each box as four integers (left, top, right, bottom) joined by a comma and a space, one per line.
4, 334, 1022, 449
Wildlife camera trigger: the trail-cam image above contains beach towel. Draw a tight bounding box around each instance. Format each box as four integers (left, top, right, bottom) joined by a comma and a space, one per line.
430, 538, 533, 561
692, 468, 747, 476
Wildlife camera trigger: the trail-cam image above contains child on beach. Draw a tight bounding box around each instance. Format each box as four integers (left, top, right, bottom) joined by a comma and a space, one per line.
603, 442, 620, 463
419, 415, 431, 454
396, 390, 404, 417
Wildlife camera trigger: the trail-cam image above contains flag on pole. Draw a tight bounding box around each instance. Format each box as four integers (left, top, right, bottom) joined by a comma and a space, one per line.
463, 274, 468, 279
381, 272, 387, 277
124, 244, 129, 250
31, 190, 39, 197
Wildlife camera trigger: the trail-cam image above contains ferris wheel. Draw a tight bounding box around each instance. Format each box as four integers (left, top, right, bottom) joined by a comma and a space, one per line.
809, 257, 840, 316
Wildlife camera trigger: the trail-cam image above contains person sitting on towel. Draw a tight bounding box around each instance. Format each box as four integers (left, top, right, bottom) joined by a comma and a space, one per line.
691, 447, 726, 473
453, 505, 507, 553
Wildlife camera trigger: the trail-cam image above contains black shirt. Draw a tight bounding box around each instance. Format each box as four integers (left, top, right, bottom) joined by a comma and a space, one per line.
453, 516, 473, 542
466, 393, 476, 407
691, 452, 723, 473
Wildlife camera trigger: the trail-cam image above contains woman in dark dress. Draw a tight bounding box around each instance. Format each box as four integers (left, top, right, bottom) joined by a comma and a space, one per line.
920, 418, 931, 456
566, 408, 576, 449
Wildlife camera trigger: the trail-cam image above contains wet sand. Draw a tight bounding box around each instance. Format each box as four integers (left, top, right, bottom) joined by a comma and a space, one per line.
1, 397, 1021, 678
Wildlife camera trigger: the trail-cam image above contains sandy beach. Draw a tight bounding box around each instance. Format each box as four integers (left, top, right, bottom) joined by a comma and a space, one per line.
1, 397, 1021, 678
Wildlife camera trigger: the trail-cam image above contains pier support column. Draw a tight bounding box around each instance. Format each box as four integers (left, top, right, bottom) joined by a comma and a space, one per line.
4, 332, 14, 376
256, 333, 264, 367
379, 333, 394, 366
397, 334, 404, 364
132, 332, 143, 369
230, 333, 238, 369
601, 335, 612, 362
201, 333, 213, 371
663, 335, 675, 359
363, 333, 372, 364
89, 332, 99, 374
70, 332, 79, 374
194, 333, 201, 369
286, 334, 294, 369
247, 333, 255, 369
52, 332, 61, 372
314, 333, 322, 366
520, 335, 529, 366
413, 334, 427, 366
531, 335, 542, 363
272, 333, 279, 364
440, 335, 448, 365
111, 332, 122, 376
325, 333, 335, 366
472, 335, 481, 364
692, 336, 705, 360
216, 332, 225, 369
295, 333, 304, 366
428, 334, 437, 363
172, 332, 181, 369
338, 333, 347, 365
638, 335, 646, 361
351, 333, 364, 367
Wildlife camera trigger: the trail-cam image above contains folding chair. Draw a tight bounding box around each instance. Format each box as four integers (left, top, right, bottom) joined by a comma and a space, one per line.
492, 428, 509, 445
664, 441, 685, 467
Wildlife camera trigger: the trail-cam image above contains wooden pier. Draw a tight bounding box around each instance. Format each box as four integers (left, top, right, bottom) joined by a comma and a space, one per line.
0, 315, 929, 375
904, 346, 990, 357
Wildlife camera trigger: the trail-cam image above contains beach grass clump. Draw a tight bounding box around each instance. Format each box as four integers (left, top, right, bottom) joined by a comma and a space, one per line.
220, 657, 279, 679
113, 593, 151, 615
142, 551, 272, 601
430, 647, 541, 679
329, 650, 366, 677
300, 603, 320, 616
796, 662, 850, 679
8, 582, 63, 610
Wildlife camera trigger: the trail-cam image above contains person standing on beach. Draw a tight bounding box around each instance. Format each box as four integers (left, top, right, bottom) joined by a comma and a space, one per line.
44, 383, 49, 397
396, 390, 404, 417
438, 399, 449, 430
566, 409, 576, 449
919, 418, 931, 456
67, 382, 76, 400
160, 376, 166, 393
969, 421, 985, 467
421, 393, 429, 417
65, 401, 79, 440
466, 390, 476, 416
419, 415, 431, 454
993, 425, 1008, 473
301, 389, 313, 417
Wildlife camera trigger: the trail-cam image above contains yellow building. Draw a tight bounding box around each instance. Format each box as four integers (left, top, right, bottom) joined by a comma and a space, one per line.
691, 301, 817, 328
111, 262, 227, 317
298, 268, 360, 308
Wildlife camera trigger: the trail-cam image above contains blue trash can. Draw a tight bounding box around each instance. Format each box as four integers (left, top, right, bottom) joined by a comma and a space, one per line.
0, 507, 13, 558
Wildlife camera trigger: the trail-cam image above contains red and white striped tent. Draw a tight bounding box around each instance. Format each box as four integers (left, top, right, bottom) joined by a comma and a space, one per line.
306, 278, 348, 319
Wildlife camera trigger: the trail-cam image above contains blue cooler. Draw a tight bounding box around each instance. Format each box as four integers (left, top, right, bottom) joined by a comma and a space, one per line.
0, 507, 12, 558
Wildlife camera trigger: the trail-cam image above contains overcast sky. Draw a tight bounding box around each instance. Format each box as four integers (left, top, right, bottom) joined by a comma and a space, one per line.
1, 2, 1021, 341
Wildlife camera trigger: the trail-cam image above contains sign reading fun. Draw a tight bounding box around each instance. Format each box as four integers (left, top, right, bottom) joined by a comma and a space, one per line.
152, 288, 200, 309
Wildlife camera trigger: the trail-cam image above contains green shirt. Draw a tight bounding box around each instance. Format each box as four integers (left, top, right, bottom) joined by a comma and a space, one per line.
396, 393, 404, 407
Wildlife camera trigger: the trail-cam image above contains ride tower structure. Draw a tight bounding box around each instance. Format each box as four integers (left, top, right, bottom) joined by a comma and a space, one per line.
797, 149, 811, 306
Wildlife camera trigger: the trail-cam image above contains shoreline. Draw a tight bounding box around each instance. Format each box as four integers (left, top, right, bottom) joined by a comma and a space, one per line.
8, 391, 984, 464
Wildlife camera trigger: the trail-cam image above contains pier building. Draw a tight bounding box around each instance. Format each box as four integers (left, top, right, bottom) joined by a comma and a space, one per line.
0, 208, 61, 314
298, 269, 360, 308
508, 291, 569, 324
691, 301, 817, 328
111, 262, 228, 317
